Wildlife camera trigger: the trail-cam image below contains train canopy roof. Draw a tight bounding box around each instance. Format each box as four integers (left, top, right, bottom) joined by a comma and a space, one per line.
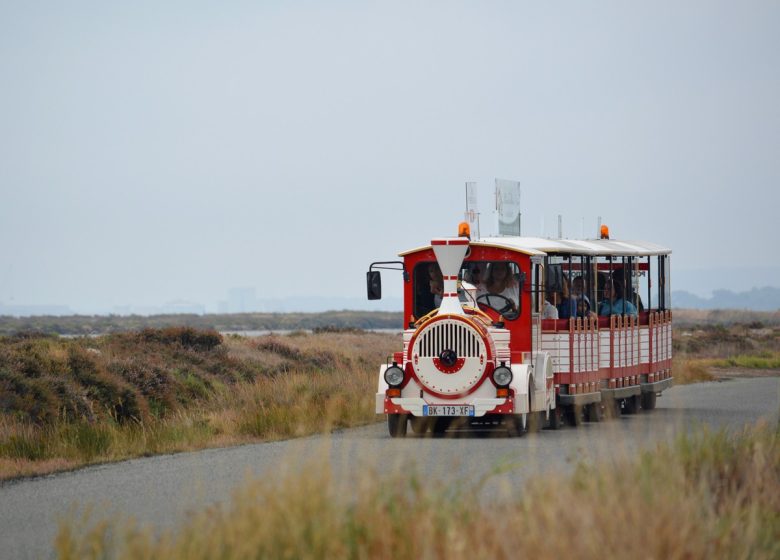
399, 236, 671, 257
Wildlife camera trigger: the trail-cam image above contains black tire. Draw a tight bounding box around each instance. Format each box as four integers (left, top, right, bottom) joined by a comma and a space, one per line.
527, 411, 543, 433
526, 394, 542, 433
409, 417, 428, 435
431, 417, 450, 436
506, 414, 526, 437
585, 402, 603, 422
641, 391, 657, 410
547, 406, 562, 430
388, 414, 408, 438
566, 405, 584, 427
623, 395, 640, 414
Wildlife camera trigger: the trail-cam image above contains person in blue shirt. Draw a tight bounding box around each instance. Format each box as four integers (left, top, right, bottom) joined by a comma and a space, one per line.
556, 277, 578, 319
598, 279, 638, 317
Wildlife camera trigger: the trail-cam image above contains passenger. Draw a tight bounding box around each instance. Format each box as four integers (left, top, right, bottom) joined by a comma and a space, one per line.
479, 262, 519, 308
610, 270, 644, 314
542, 289, 559, 319
572, 276, 590, 304
571, 276, 594, 318
598, 279, 638, 317
556, 277, 578, 319
626, 285, 645, 313
464, 264, 483, 286
576, 297, 592, 318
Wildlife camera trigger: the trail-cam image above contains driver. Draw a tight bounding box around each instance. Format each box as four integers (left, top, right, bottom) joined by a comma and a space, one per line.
477, 262, 519, 312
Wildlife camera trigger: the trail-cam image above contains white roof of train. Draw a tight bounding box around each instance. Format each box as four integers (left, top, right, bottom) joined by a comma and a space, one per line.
400, 236, 671, 257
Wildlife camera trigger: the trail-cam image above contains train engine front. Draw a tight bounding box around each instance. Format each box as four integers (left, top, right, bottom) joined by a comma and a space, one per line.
375, 237, 546, 437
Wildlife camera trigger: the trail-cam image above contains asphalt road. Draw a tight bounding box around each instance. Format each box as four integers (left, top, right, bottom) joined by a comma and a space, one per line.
1, 376, 778, 560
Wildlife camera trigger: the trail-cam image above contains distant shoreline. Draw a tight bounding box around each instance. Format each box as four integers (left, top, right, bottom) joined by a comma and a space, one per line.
0, 310, 404, 336
1, 308, 779, 336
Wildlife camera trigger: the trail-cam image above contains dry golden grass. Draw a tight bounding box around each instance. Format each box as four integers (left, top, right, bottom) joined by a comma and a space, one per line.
672, 356, 717, 384
672, 323, 780, 384
0, 330, 399, 480
55, 422, 780, 560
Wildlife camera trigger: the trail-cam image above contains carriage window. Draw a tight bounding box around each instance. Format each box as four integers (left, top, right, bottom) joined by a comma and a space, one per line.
413, 262, 442, 318
545, 255, 593, 319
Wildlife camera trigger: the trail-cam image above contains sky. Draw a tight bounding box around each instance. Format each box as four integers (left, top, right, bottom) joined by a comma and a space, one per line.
0, 1, 778, 313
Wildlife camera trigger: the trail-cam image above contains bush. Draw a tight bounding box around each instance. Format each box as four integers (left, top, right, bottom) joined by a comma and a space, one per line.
139, 328, 223, 352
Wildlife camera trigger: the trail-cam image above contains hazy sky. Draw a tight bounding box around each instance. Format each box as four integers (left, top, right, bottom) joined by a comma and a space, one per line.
1, 1, 778, 312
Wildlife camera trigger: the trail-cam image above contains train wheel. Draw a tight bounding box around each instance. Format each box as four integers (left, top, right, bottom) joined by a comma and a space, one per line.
566, 405, 584, 427
527, 411, 543, 433
409, 417, 428, 435
623, 395, 640, 414
526, 395, 542, 433
506, 414, 526, 437
387, 414, 408, 438
641, 392, 657, 410
432, 417, 450, 436
547, 406, 562, 430
585, 402, 603, 422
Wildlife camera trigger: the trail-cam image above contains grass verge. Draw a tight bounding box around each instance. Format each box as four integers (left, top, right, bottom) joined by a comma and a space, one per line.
672, 324, 780, 384
0, 329, 399, 480
55, 421, 780, 559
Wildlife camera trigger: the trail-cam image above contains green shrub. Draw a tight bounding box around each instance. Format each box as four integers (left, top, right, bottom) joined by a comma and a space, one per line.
139, 327, 222, 352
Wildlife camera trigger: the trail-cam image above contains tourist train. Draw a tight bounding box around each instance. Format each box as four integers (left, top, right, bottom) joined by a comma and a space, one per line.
367, 223, 672, 437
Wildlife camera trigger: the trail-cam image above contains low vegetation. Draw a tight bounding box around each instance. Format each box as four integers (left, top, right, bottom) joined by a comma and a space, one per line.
2, 309, 778, 479
672, 308, 780, 327
0, 328, 399, 479
1, 309, 777, 337
673, 321, 780, 384
55, 422, 780, 559
0, 311, 403, 336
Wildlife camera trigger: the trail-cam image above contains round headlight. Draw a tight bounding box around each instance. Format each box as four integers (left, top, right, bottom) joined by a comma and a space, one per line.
384, 365, 405, 387
492, 366, 513, 387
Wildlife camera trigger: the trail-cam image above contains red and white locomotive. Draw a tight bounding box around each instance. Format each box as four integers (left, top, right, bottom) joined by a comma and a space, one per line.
367, 223, 673, 437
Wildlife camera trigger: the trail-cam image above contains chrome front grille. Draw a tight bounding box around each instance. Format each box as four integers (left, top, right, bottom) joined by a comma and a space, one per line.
417, 320, 482, 358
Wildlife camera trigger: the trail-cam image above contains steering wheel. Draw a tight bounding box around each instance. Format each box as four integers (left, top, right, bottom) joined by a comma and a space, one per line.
476, 293, 516, 316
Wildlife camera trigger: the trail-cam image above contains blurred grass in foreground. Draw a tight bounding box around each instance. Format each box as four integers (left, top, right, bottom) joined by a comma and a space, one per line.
55, 422, 780, 560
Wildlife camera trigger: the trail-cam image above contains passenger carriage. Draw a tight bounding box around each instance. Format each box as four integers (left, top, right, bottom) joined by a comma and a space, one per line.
367, 224, 672, 437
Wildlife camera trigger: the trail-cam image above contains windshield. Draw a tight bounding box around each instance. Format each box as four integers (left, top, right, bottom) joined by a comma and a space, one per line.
412, 260, 523, 320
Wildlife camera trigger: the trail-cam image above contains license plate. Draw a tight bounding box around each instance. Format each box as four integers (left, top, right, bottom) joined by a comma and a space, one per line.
423, 405, 475, 416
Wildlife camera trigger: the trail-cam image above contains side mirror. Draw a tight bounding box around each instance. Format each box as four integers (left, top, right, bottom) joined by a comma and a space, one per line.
367, 270, 382, 300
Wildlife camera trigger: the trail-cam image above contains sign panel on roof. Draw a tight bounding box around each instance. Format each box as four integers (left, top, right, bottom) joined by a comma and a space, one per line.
465, 182, 480, 240
495, 179, 521, 236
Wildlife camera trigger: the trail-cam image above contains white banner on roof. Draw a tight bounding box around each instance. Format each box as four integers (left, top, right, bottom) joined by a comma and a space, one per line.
495, 179, 521, 236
